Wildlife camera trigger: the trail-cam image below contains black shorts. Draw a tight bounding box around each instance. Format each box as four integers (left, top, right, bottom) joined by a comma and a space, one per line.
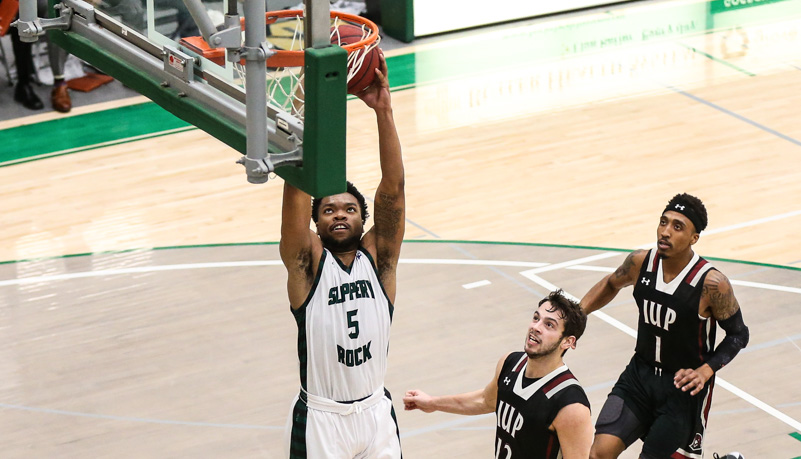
595, 355, 715, 458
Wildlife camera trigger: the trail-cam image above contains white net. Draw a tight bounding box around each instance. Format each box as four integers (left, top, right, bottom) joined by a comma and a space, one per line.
232, 11, 380, 122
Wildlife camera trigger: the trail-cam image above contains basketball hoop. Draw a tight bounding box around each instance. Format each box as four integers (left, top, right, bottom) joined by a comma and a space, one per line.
180, 10, 380, 121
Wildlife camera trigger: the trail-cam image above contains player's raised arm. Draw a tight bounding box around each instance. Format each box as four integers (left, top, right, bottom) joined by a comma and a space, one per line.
279, 182, 322, 309
358, 51, 405, 301
581, 249, 646, 314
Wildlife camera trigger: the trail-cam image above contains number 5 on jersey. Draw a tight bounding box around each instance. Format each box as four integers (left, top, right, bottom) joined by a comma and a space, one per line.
347, 309, 359, 338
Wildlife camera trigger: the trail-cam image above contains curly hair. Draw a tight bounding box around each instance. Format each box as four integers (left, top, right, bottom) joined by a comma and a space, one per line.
538, 289, 587, 344
665, 193, 708, 233
311, 181, 369, 224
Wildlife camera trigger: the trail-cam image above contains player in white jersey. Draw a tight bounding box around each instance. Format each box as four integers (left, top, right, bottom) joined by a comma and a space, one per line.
280, 50, 405, 459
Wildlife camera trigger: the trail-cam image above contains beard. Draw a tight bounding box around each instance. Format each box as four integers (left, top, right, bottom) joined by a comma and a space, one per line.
525, 339, 561, 359
320, 232, 362, 252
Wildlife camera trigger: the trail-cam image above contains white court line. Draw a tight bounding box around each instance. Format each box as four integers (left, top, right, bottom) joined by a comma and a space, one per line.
0, 258, 548, 287
730, 279, 801, 295
520, 272, 636, 338
462, 280, 491, 289
788, 337, 801, 353
0, 261, 284, 287
400, 259, 548, 268
521, 271, 801, 432
3, 207, 797, 288
630, 210, 801, 250
714, 379, 801, 432
516, 208, 801, 278
2, 259, 798, 295
519, 252, 623, 275
567, 265, 616, 272
567, 265, 801, 294
701, 209, 801, 236
1, 251, 800, 430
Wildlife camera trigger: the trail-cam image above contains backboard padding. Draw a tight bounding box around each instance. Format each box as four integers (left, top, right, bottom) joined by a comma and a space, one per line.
275, 46, 347, 198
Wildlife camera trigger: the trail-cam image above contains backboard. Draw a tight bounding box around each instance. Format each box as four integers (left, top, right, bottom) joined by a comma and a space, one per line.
41, 0, 347, 197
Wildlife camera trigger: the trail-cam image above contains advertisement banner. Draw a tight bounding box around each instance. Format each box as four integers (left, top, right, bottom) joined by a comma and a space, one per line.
414, 0, 618, 37
411, 1, 710, 130
710, 0, 790, 14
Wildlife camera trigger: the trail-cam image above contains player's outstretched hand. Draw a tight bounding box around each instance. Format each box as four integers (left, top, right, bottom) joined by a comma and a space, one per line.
355, 50, 390, 111
403, 389, 436, 413
674, 365, 714, 396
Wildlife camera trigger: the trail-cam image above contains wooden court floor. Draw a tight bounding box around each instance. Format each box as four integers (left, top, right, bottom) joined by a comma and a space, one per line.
2, 0, 801, 457
1, 243, 799, 458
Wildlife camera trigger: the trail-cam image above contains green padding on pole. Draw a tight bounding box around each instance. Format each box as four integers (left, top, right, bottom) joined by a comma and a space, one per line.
380, 0, 413, 43
276, 45, 347, 198
49, 30, 246, 153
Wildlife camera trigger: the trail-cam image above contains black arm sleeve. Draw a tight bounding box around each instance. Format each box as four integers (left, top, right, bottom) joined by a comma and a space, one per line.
706, 308, 749, 372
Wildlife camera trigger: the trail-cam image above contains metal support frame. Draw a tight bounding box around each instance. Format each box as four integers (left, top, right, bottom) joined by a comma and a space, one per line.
238, 0, 339, 186
237, 0, 272, 183
179, 0, 217, 43
180, 0, 240, 49
305, 0, 331, 49
15, 0, 345, 196
13, 1, 71, 42
49, 0, 304, 155
277, 0, 348, 197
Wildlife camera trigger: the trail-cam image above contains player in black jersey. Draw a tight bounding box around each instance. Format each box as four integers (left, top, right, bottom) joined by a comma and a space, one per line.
581, 193, 750, 459
403, 290, 593, 459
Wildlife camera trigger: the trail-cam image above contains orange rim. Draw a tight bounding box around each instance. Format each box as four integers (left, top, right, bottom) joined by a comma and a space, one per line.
247, 10, 379, 67
179, 10, 379, 68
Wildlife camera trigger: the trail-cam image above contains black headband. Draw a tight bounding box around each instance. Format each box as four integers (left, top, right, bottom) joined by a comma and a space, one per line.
663, 201, 704, 233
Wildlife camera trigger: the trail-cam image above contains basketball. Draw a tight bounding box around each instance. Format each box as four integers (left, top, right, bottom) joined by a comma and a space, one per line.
331, 24, 381, 94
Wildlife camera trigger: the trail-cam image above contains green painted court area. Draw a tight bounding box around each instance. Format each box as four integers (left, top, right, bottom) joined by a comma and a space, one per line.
3, 0, 801, 167
0, 53, 416, 167
0, 104, 193, 165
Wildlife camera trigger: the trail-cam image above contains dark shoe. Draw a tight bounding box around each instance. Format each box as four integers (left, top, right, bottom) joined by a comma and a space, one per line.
14, 82, 44, 110
51, 85, 72, 113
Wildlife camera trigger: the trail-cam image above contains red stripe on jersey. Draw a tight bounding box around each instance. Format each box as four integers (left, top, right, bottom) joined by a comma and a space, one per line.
670, 452, 690, 459
698, 317, 716, 361
651, 251, 660, 272
698, 321, 705, 361
514, 358, 526, 373
685, 259, 708, 284
545, 433, 556, 458
704, 378, 715, 420
543, 372, 573, 393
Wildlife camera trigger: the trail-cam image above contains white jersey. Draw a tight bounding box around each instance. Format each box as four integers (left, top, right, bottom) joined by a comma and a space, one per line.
293, 247, 393, 402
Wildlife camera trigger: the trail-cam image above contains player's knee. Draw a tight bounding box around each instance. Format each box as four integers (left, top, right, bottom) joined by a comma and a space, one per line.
589, 445, 604, 459
589, 440, 620, 459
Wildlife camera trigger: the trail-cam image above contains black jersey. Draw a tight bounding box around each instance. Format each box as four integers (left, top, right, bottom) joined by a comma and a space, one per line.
495, 352, 590, 459
633, 249, 718, 371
